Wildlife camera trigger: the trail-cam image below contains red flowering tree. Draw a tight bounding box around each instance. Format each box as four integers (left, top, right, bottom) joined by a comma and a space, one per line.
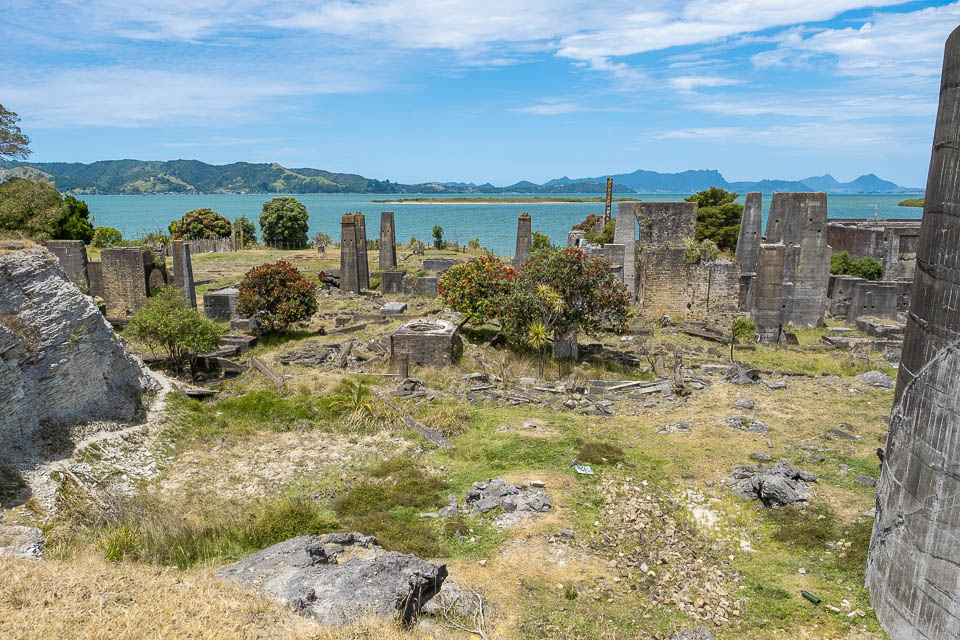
169, 208, 232, 240
236, 260, 318, 333
499, 247, 630, 347
438, 255, 516, 328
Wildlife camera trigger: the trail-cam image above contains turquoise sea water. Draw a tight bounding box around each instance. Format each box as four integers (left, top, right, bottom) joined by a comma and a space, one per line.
80, 192, 923, 257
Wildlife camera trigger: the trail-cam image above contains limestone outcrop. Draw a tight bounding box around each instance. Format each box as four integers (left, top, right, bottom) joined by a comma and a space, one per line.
0, 249, 157, 450
216, 532, 447, 625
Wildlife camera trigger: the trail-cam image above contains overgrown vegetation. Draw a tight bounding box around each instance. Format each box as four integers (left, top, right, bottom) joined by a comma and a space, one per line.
685, 186, 742, 252
438, 255, 516, 328
0, 178, 94, 242
235, 260, 317, 332
168, 208, 232, 240
260, 197, 309, 247
92, 226, 123, 247
897, 197, 924, 207
830, 251, 883, 280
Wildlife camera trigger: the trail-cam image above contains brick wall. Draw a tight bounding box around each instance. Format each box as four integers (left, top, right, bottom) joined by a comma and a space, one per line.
636, 246, 740, 321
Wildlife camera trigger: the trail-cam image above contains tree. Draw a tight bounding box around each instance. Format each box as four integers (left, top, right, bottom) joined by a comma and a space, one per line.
169, 208, 231, 240
685, 187, 743, 252
260, 197, 309, 247
830, 251, 883, 281
532, 231, 552, 251
236, 260, 318, 332
92, 226, 123, 248
0, 178, 93, 242
234, 215, 257, 244
0, 104, 30, 161
312, 231, 332, 253
127, 286, 225, 375
730, 315, 756, 361
432, 225, 444, 250
438, 255, 516, 329
499, 247, 630, 351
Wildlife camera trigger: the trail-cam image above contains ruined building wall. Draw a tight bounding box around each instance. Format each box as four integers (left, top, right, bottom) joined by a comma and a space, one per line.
866, 25, 960, 640
379, 211, 397, 271
340, 214, 361, 294
827, 220, 921, 281
46, 240, 89, 290
513, 213, 531, 268
636, 247, 740, 321
355, 213, 370, 289
753, 244, 785, 342
101, 247, 149, 318
632, 202, 697, 246
735, 192, 762, 274
614, 203, 637, 298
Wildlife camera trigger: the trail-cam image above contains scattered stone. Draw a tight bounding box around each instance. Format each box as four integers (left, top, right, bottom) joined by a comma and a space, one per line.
729, 459, 818, 508
701, 364, 731, 375
420, 581, 480, 618
530, 480, 546, 488
0, 525, 45, 559
216, 533, 446, 625
725, 366, 760, 385
764, 380, 787, 389
854, 371, 894, 388
824, 428, 860, 441
724, 415, 771, 434
670, 628, 715, 640
463, 478, 550, 520
734, 398, 755, 410
559, 529, 575, 539
379, 301, 407, 315
658, 421, 693, 434
749, 453, 772, 462
855, 475, 877, 488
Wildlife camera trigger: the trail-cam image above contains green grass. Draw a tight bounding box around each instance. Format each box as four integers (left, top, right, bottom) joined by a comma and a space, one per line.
897, 197, 924, 207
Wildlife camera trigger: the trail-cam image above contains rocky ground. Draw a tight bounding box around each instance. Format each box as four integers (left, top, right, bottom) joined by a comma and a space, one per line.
0, 244, 893, 639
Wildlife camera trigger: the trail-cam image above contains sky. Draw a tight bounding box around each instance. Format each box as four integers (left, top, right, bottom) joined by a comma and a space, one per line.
2, 1, 958, 187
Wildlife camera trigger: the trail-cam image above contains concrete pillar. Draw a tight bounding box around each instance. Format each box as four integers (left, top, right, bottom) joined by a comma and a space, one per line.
355, 212, 370, 289
604, 177, 613, 224
513, 213, 532, 268
735, 192, 762, 274
379, 211, 397, 270
867, 28, 960, 639
340, 214, 361, 294
46, 240, 89, 291
752, 243, 785, 343
171, 240, 197, 309
614, 202, 638, 298
101, 247, 148, 318
552, 327, 578, 360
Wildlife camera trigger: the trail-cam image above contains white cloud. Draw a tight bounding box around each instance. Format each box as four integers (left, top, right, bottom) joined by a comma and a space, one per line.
655, 121, 920, 150
669, 75, 741, 92
512, 99, 631, 116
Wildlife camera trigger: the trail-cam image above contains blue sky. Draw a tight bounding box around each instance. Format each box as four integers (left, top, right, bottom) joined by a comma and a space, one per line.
2, 1, 958, 187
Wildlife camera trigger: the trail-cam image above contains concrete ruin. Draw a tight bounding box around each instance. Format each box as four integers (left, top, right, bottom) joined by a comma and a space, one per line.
735, 193, 762, 308
753, 244, 786, 342
46, 240, 89, 291
101, 247, 168, 318
401, 274, 439, 295
202, 288, 238, 322
379, 211, 397, 271
381, 270, 404, 294
340, 214, 362, 294
513, 213, 532, 268
867, 26, 960, 640
827, 219, 920, 281
170, 239, 197, 309
0, 249, 156, 447
390, 319, 462, 367
355, 213, 370, 289
636, 247, 740, 321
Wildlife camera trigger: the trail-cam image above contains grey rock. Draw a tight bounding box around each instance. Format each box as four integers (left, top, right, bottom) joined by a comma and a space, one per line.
670, 626, 715, 640
419, 512, 439, 519
730, 458, 817, 508
701, 364, 731, 375
764, 380, 788, 389
757, 475, 800, 508
438, 506, 458, 517
750, 453, 772, 462
217, 533, 446, 625
473, 496, 500, 514
530, 480, 546, 488
855, 474, 877, 488
379, 301, 407, 315
559, 529, 575, 539
0, 250, 158, 450
724, 415, 770, 434
517, 490, 552, 513
854, 370, 894, 388
0, 525, 45, 559
725, 366, 760, 385
501, 495, 518, 513
658, 421, 692, 434
420, 581, 478, 618
734, 398, 755, 410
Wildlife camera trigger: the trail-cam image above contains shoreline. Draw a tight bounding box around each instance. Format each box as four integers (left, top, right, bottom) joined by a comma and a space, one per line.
372, 197, 636, 204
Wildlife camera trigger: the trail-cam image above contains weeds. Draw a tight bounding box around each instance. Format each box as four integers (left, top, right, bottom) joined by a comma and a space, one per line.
575, 441, 626, 466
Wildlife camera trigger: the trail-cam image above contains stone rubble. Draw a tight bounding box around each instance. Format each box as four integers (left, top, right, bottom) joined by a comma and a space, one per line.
0, 524, 45, 559
728, 458, 818, 508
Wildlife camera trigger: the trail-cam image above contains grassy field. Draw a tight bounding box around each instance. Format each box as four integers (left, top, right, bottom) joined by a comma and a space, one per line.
1, 245, 895, 639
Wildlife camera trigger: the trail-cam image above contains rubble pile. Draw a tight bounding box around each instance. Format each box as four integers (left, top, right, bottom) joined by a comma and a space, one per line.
728, 459, 818, 508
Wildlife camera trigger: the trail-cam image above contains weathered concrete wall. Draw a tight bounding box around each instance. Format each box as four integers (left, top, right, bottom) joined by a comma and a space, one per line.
86, 261, 104, 299
867, 26, 960, 640
614, 203, 638, 298
827, 275, 864, 318
422, 259, 458, 274
340, 214, 361, 294
401, 275, 438, 295
171, 240, 197, 309
381, 270, 404, 294
513, 214, 532, 268
390, 319, 462, 367
101, 247, 149, 318
847, 281, 898, 321
379, 211, 397, 271
827, 220, 921, 280
0, 250, 156, 449
567, 229, 587, 247
46, 240, 89, 291
753, 244, 785, 342
202, 288, 238, 322
632, 202, 697, 246
636, 247, 740, 321
355, 213, 370, 289
735, 192, 762, 275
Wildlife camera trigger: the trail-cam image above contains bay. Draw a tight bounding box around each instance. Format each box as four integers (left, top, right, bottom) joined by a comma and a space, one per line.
80, 192, 922, 257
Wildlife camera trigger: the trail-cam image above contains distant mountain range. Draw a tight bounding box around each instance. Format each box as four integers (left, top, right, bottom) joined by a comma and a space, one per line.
0, 159, 921, 195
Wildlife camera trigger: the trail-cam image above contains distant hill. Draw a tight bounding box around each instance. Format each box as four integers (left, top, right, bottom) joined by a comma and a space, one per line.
0, 159, 919, 195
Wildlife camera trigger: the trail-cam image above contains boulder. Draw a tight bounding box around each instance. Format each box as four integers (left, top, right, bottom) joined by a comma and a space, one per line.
0, 250, 157, 451
0, 525, 44, 559
216, 532, 446, 625
854, 371, 895, 388
730, 459, 817, 508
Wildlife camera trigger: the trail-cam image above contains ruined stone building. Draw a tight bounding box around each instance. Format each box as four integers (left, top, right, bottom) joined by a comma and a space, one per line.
866, 25, 960, 640
827, 219, 920, 281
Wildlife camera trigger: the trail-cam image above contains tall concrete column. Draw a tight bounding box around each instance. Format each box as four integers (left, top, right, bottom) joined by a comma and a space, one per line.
355, 212, 370, 289
614, 202, 638, 298
752, 243, 785, 343
379, 211, 397, 270
171, 240, 196, 309
513, 213, 532, 268
604, 177, 613, 224
867, 26, 960, 640
101, 247, 149, 318
340, 214, 361, 294
735, 192, 762, 274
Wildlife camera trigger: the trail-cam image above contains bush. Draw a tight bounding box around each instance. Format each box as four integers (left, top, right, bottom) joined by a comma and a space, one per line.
438, 255, 516, 327
127, 286, 225, 374
831, 251, 883, 280
260, 197, 309, 247
685, 187, 743, 252
532, 231, 552, 251
236, 260, 317, 332
0, 178, 93, 242
432, 225, 444, 250
92, 226, 123, 248
233, 214, 257, 244
586, 219, 616, 245
312, 231, 332, 251
169, 208, 231, 240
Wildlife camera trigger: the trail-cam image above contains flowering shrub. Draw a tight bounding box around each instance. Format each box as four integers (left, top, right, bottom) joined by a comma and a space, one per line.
438, 255, 516, 326
499, 247, 630, 345
236, 260, 318, 332
169, 208, 232, 240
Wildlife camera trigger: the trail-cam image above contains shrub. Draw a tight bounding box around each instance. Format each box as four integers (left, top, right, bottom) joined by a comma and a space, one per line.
432, 225, 444, 250
685, 186, 743, 252
438, 255, 516, 327
0, 178, 93, 242
831, 251, 883, 280
169, 208, 231, 240
236, 260, 317, 332
586, 219, 616, 245
260, 197, 309, 247
312, 231, 332, 252
532, 231, 551, 251
233, 214, 257, 244
92, 226, 123, 248
127, 286, 225, 374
